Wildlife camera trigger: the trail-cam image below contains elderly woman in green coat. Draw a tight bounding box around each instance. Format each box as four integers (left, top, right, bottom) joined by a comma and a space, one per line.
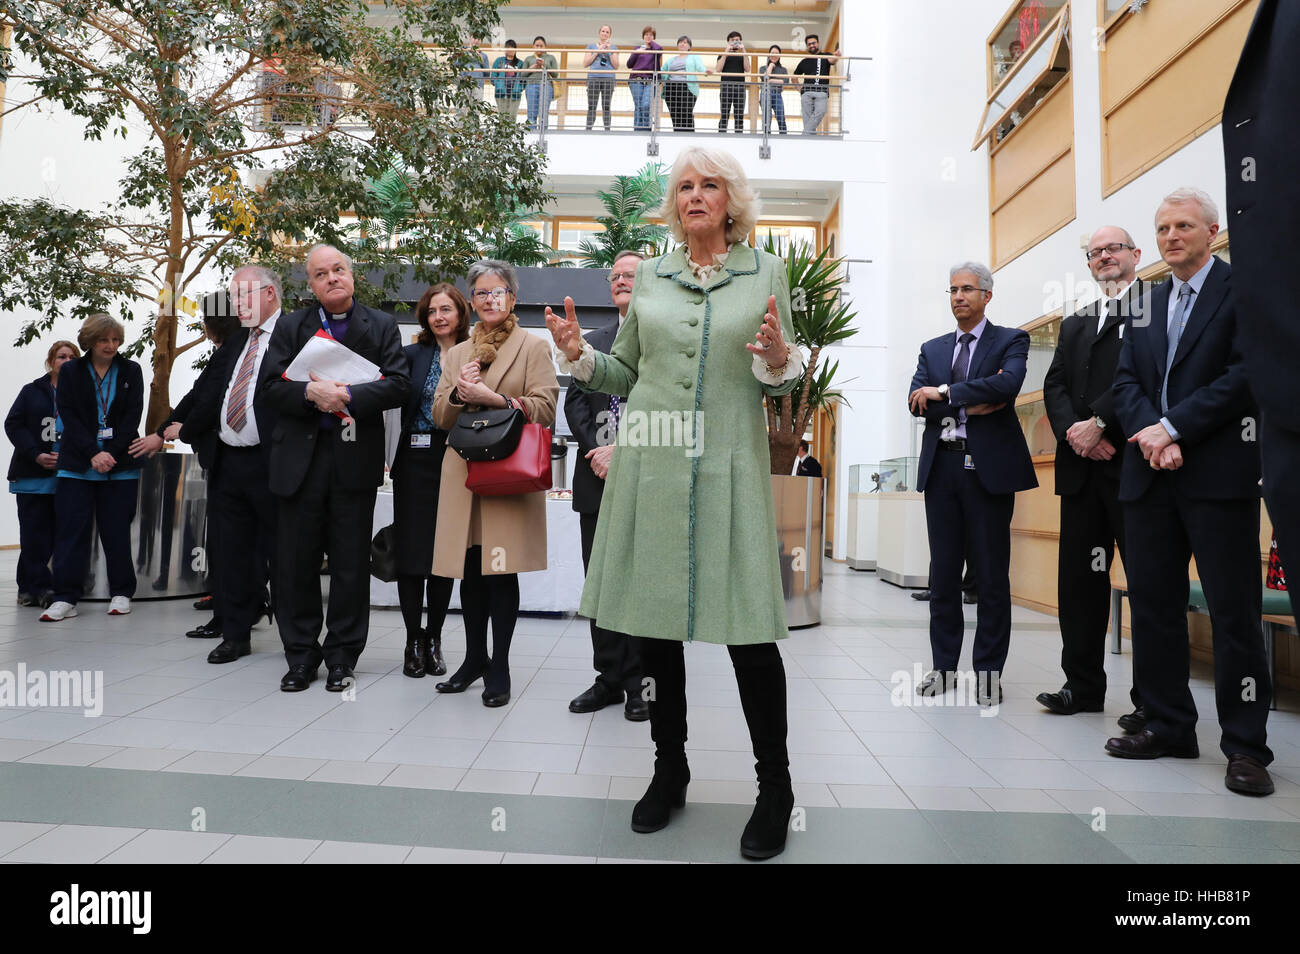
547, 146, 801, 861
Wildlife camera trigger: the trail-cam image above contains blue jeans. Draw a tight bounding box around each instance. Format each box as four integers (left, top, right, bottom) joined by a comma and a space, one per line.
630, 80, 656, 130
525, 82, 552, 131
763, 88, 787, 133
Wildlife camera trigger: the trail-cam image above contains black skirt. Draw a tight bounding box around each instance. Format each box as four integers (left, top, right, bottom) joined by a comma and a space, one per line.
391, 436, 448, 576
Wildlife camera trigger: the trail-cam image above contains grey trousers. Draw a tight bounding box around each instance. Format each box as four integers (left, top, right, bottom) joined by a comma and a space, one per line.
801, 90, 829, 135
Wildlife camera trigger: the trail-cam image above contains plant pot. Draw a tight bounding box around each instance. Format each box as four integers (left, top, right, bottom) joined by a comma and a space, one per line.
84, 451, 212, 600
772, 474, 824, 629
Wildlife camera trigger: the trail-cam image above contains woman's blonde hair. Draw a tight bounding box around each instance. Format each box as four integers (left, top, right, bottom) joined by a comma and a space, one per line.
45, 340, 80, 371
658, 147, 761, 246
76, 313, 126, 354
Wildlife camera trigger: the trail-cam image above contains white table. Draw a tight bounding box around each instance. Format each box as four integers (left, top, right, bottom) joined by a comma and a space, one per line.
370, 490, 586, 613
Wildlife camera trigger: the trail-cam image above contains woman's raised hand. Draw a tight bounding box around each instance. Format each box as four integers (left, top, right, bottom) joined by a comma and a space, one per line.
745, 295, 789, 368
545, 296, 584, 362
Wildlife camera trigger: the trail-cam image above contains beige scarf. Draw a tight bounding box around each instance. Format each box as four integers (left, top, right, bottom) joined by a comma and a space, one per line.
469, 313, 517, 368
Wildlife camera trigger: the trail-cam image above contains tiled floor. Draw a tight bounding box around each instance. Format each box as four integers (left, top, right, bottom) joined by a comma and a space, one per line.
1, 553, 1297, 863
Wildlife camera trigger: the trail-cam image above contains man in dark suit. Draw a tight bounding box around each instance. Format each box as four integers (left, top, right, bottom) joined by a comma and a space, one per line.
261, 245, 409, 692
794, 440, 822, 477
908, 262, 1038, 705
169, 267, 285, 666
566, 250, 646, 722
1224, 0, 1300, 627
1106, 189, 1273, 797
1038, 226, 1146, 726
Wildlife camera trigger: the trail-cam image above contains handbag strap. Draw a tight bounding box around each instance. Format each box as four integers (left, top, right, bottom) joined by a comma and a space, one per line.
500, 394, 529, 422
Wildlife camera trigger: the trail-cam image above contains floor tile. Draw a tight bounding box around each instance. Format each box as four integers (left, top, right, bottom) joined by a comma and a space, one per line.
100, 828, 232, 863
203, 834, 321, 864
4, 823, 143, 863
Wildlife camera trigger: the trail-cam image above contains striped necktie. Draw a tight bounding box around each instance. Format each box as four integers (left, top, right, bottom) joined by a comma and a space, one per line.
226, 328, 263, 432
1160, 283, 1193, 414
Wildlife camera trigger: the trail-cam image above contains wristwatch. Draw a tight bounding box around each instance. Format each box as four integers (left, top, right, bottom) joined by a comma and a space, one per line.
1093, 415, 1106, 430
937, 384, 950, 398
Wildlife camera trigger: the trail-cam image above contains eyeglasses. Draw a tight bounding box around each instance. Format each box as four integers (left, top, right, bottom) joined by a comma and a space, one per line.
607, 271, 637, 284
1085, 243, 1135, 261
946, 285, 982, 295
472, 288, 511, 303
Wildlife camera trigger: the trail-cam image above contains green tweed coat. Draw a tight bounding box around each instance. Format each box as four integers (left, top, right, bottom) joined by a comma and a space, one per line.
577, 242, 800, 644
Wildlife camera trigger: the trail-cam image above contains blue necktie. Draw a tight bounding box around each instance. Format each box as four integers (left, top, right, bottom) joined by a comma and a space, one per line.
1161, 283, 1193, 413
952, 332, 974, 383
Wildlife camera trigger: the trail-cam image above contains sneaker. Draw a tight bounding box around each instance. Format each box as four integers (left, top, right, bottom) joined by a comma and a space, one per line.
40, 601, 78, 622
108, 596, 131, 615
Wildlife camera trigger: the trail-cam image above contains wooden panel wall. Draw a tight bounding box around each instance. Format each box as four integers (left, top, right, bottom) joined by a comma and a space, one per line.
989, 78, 1075, 269
1100, 0, 1259, 195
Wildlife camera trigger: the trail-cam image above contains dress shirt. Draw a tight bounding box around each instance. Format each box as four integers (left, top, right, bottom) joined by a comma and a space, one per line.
1159, 257, 1215, 441
219, 309, 280, 447
941, 317, 987, 440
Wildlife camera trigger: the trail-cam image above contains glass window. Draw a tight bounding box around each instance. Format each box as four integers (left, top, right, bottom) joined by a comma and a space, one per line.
556, 220, 605, 252
989, 1, 1067, 89
755, 224, 819, 253
1021, 316, 1061, 395
1016, 398, 1058, 457
975, 5, 1070, 148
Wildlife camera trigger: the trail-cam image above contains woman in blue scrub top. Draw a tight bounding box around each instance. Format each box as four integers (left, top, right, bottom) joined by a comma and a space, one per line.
41, 314, 145, 622
5, 340, 81, 607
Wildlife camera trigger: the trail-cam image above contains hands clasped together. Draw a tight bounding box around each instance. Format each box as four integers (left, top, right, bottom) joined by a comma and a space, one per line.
1130, 422, 1183, 471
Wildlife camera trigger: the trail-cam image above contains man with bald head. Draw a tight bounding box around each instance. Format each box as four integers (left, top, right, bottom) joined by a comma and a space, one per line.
261, 245, 409, 692
1038, 227, 1147, 723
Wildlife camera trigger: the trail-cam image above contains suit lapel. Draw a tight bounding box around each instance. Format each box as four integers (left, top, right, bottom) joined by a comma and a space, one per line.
933, 334, 957, 386
340, 304, 369, 352
1170, 259, 1228, 371
1149, 280, 1171, 379
965, 322, 996, 381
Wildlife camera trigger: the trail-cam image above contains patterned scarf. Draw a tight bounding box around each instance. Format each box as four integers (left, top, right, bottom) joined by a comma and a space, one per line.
469, 313, 517, 368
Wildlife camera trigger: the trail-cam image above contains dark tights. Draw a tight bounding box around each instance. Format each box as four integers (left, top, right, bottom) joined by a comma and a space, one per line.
397, 573, 454, 641
448, 546, 519, 695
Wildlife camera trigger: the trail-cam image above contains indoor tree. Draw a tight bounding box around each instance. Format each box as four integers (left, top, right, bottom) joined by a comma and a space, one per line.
0, 0, 549, 430
577, 162, 668, 268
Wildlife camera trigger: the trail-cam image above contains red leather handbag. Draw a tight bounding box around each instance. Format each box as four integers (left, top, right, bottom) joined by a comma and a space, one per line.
465, 402, 553, 497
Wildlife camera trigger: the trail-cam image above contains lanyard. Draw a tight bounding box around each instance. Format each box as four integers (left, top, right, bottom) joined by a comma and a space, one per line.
92, 364, 113, 424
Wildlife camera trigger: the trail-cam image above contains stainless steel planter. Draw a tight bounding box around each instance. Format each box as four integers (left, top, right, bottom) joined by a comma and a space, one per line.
772, 474, 824, 629
85, 451, 211, 600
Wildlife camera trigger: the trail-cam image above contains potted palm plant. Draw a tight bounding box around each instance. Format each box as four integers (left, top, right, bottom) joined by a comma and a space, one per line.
764, 237, 858, 627
578, 162, 668, 266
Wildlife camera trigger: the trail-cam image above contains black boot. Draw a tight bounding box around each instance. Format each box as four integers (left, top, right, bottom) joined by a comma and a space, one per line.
632, 639, 689, 833
403, 632, 425, 678
732, 644, 794, 861
424, 630, 447, 677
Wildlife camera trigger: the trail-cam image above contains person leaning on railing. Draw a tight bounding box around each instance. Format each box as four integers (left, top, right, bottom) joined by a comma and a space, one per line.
583, 24, 620, 132
715, 30, 747, 134
522, 36, 559, 132
626, 25, 663, 132
760, 45, 789, 135
792, 33, 840, 135
662, 35, 710, 132
490, 39, 526, 121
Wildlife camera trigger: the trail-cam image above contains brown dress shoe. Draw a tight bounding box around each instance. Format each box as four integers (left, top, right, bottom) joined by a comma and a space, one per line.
1225, 754, 1274, 796
1104, 728, 1199, 760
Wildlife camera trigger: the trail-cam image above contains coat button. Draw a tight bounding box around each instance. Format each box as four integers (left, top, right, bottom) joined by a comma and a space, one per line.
681, 381, 691, 390
687, 317, 699, 327
685, 348, 696, 358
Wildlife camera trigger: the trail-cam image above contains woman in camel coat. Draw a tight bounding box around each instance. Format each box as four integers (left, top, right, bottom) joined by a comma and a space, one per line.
431, 259, 558, 707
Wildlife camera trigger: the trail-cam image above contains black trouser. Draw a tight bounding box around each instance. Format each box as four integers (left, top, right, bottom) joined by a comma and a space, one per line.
1124, 476, 1272, 764
639, 638, 789, 787
1057, 466, 1141, 707
664, 82, 695, 131
923, 448, 1015, 676
15, 492, 55, 595
718, 81, 745, 132
1261, 413, 1300, 621
51, 477, 138, 604
274, 439, 376, 670
458, 545, 518, 695
580, 512, 642, 696
586, 75, 614, 129
213, 445, 275, 645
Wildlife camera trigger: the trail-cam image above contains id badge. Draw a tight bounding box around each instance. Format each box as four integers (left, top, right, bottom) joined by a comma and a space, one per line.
98, 427, 114, 441
964, 454, 975, 470
410, 433, 432, 449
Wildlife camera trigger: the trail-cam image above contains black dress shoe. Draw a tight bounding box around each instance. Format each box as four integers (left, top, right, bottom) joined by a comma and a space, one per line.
1225, 754, 1274, 796
481, 689, 510, 708
280, 665, 318, 692
207, 640, 251, 664
916, 670, 956, 697
740, 784, 796, 860
910, 589, 932, 601
631, 764, 690, 833
403, 633, 427, 678
569, 682, 622, 713
624, 695, 649, 722
186, 618, 222, 639
1117, 706, 1148, 734
1037, 688, 1104, 715
436, 661, 490, 693
1104, 728, 1199, 760
424, 631, 447, 677
325, 664, 354, 692
193, 594, 214, 611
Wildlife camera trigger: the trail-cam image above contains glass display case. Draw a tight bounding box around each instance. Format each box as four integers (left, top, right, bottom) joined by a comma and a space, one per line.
879, 456, 920, 494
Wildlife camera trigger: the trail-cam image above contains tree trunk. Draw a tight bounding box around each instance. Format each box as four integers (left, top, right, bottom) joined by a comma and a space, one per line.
147, 152, 185, 434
